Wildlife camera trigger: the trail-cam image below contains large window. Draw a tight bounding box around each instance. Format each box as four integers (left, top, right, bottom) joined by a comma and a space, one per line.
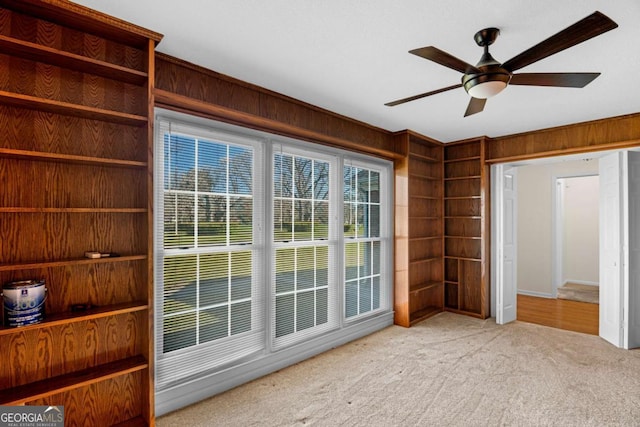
155, 111, 392, 397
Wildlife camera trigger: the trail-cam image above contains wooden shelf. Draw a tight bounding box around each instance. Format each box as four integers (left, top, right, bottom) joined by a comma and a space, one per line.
444, 196, 481, 200
444, 156, 481, 163
113, 416, 148, 427
409, 215, 441, 220
409, 195, 440, 200
410, 306, 442, 324
0, 91, 147, 126
409, 152, 439, 162
0, 254, 147, 272
444, 255, 481, 262
444, 175, 481, 181
409, 172, 440, 181
444, 236, 481, 240
0, 207, 147, 213
409, 236, 441, 241
409, 281, 442, 294
409, 257, 440, 266
0, 355, 148, 405
0, 148, 147, 168
0, 301, 148, 336
445, 216, 481, 219
444, 280, 458, 285
0, 35, 148, 85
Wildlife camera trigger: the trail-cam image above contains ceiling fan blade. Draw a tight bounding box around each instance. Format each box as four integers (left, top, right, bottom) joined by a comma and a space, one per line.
502, 11, 618, 72
410, 46, 481, 74
464, 97, 486, 117
385, 83, 462, 107
510, 72, 600, 88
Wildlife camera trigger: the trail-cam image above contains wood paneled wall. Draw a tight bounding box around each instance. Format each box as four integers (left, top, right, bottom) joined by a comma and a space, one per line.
487, 112, 640, 162
154, 53, 400, 158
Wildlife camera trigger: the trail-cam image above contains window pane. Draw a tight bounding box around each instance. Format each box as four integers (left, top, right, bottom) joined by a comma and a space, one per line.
197, 139, 226, 193
372, 241, 381, 275
163, 312, 196, 353
163, 255, 197, 315
274, 154, 293, 198
164, 193, 195, 248
293, 200, 313, 241
345, 282, 358, 318
231, 301, 252, 335
294, 157, 312, 199
275, 294, 295, 338
357, 168, 369, 202
370, 171, 380, 203
199, 253, 228, 307
373, 277, 380, 310
228, 146, 252, 195
316, 246, 328, 288
229, 197, 252, 244
343, 167, 354, 202
316, 288, 328, 325
273, 199, 293, 242
165, 134, 195, 191
356, 203, 367, 238
344, 203, 356, 238
275, 249, 295, 293
231, 251, 252, 300
296, 290, 315, 331
345, 243, 358, 281
370, 204, 380, 237
359, 278, 372, 313
200, 306, 228, 343
297, 247, 315, 290
314, 201, 328, 240
314, 161, 329, 200
198, 195, 226, 246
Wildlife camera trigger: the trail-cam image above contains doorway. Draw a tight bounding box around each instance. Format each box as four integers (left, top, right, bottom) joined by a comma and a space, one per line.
492, 149, 640, 349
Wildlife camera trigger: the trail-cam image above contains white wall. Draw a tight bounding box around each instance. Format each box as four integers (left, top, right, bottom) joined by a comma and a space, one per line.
562, 175, 599, 285
517, 159, 599, 296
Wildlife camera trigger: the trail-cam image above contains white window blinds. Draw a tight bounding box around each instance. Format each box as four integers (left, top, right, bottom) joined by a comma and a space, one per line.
154, 110, 392, 396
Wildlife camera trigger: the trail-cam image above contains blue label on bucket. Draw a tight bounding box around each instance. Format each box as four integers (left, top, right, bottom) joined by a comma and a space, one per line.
3, 280, 46, 327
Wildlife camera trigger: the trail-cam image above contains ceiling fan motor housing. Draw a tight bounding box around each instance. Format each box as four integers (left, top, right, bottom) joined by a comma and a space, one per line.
463, 27, 511, 98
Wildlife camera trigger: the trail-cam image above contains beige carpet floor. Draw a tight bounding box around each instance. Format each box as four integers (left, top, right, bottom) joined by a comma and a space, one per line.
157, 312, 640, 427
557, 283, 600, 304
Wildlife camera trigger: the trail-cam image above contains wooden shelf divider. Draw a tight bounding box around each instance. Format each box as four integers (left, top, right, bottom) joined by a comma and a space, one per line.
0, 301, 148, 336
0, 207, 147, 213
0, 355, 148, 405
0, 148, 148, 168
0, 34, 148, 85
0, 91, 148, 125
0, 255, 147, 272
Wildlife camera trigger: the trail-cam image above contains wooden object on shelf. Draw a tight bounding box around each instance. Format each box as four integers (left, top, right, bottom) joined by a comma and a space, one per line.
394, 131, 444, 326
443, 138, 490, 318
0, 1, 161, 425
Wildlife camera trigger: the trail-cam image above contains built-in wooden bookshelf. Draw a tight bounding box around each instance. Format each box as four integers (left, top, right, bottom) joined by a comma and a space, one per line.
395, 131, 444, 326
443, 139, 489, 318
0, 1, 161, 425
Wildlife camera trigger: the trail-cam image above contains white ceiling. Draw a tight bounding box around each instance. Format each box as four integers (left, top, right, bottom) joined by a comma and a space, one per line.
74, 0, 640, 143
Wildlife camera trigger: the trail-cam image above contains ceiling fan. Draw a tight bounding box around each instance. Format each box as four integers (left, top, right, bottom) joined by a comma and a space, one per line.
385, 11, 618, 117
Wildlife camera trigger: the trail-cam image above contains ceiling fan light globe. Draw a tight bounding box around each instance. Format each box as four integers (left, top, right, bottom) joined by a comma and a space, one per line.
467, 80, 508, 99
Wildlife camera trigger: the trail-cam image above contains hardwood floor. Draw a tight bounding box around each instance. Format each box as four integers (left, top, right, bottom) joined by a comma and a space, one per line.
517, 294, 599, 335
